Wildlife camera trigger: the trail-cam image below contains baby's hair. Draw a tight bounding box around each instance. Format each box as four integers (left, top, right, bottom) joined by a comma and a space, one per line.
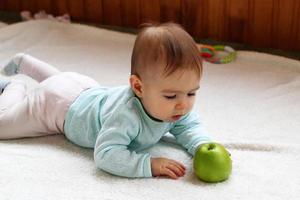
131, 22, 202, 80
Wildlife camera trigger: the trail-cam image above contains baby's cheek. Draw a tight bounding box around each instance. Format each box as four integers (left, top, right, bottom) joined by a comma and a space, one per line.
189, 98, 196, 107
157, 102, 170, 115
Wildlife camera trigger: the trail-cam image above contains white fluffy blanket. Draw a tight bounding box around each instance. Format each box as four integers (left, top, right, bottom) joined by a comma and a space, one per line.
0, 20, 299, 200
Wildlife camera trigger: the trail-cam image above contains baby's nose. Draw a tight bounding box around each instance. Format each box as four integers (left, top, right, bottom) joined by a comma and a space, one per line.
175, 100, 187, 110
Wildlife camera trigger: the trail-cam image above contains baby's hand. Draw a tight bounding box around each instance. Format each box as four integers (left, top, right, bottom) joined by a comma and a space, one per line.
150, 157, 186, 179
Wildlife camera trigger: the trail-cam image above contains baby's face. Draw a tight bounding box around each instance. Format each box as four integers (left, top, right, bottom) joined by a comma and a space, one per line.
140, 69, 200, 122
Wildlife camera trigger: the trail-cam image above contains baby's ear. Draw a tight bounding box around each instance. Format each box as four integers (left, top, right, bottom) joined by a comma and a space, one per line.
129, 75, 143, 97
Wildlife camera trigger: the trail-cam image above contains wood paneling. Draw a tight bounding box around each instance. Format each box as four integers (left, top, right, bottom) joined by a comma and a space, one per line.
85, 0, 103, 23
291, 0, 300, 51
160, 0, 181, 23
226, 0, 249, 43
102, 0, 122, 26
121, 0, 140, 27
250, 0, 274, 47
2, 0, 21, 11
36, 0, 52, 13
52, 0, 68, 16
273, 0, 297, 50
204, 0, 226, 41
21, 0, 37, 13
1, 0, 299, 51
68, 0, 85, 20
296, 1, 300, 51
140, 0, 160, 24
181, 0, 206, 38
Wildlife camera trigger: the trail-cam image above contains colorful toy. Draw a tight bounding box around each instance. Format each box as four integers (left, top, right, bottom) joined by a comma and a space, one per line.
200, 45, 237, 64
200, 45, 215, 58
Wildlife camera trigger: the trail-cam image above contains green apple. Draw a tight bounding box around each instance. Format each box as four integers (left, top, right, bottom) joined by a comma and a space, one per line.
193, 143, 232, 183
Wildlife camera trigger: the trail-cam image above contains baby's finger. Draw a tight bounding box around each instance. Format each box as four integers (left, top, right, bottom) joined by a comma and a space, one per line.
176, 161, 186, 171
168, 159, 186, 172
167, 164, 184, 177
164, 168, 179, 179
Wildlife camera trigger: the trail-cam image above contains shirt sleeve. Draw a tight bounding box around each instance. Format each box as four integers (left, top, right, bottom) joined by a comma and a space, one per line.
169, 111, 212, 156
94, 106, 152, 178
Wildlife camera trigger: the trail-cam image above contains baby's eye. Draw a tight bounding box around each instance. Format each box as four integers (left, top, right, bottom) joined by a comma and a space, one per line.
164, 95, 176, 99
188, 93, 196, 97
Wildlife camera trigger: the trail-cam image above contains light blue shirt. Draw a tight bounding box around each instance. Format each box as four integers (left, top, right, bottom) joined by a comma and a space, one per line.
64, 86, 211, 178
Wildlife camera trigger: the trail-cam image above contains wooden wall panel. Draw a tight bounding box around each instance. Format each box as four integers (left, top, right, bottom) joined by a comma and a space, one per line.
2, 0, 21, 11
226, 0, 249, 43
0, 0, 299, 51
68, 0, 85, 20
85, 0, 103, 23
0, 1, 3, 10
140, 0, 160, 24
21, 0, 37, 13
102, 0, 122, 26
250, 0, 274, 48
36, 0, 52, 13
160, 0, 181, 23
296, 1, 300, 51
273, 0, 297, 50
121, 0, 140, 27
181, 0, 206, 38
204, 0, 226, 41
52, 0, 68, 16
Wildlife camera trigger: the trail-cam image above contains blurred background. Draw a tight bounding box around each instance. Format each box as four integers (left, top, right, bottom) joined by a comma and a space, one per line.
0, 0, 299, 59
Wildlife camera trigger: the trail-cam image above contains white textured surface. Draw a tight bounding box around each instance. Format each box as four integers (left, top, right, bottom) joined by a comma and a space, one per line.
0, 20, 299, 200
0, 22, 7, 28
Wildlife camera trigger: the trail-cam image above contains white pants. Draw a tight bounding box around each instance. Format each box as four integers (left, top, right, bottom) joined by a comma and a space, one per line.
0, 55, 98, 139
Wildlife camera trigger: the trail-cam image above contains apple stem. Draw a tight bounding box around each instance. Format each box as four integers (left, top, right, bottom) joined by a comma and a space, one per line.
208, 144, 215, 150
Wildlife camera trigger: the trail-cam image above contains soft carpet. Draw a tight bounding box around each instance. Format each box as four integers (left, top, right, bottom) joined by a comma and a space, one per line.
0, 20, 299, 200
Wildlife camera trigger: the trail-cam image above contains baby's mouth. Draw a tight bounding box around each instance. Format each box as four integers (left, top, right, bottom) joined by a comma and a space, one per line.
171, 115, 182, 120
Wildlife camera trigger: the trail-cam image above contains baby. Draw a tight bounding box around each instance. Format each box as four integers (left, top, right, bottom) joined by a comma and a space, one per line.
0, 23, 212, 179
